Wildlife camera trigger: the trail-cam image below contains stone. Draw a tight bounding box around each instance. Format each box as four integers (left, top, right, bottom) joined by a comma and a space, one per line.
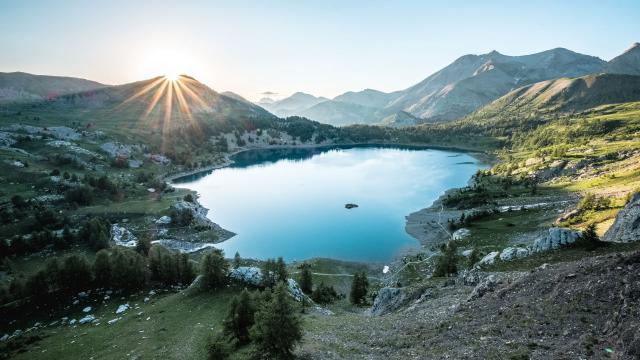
604, 193, 640, 243
369, 287, 407, 316
452, 228, 471, 240
155, 216, 172, 225
461, 249, 473, 257
0, 334, 8, 342
468, 275, 499, 301
69, 319, 77, 325
170, 200, 216, 229
78, 315, 95, 324
288, 278, 305, 301
115, 304, 129, 314
82, 306, 92, 313
107, 318, 119, 325
478, 251, 500, 266
499, 247, 529, 261
532, 227, 580, 252
459, 269, 481, 286
111, 224, 137, 247
229, 266, 263, 286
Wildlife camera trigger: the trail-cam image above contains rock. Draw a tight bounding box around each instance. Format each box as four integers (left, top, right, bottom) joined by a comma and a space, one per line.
170, 200, 218, 229
229, 266, 263, 286
0, 334, 8, 342
143, 297, 150, 303
69, 319, 77, 325
369, 287, 407, 316
452, 228, 471, 240
78, 315, 95, 324
478, 251, 500, 266
115, 304, 129, 314
111, 224, 137, 247
459, 268, 481, 286
288, 278, 305, 301
468, 275, 499, 301
532, 227, 580, 252
499, 247, 529, 261
82, 306, 92, 313
313, 306, 334, 316
181, 275, 205, 296
151, 239, 217, 254
604, 193, 640, 243
72, 299, 80, 305
155, 216, 171, 225
461, 249, 473, 257
107, 318, 120, 325
11, 329, 22, 338
78, 291, 88, 298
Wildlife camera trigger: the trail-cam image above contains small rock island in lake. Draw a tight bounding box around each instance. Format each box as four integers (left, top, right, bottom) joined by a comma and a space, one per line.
345, 203, 359, 209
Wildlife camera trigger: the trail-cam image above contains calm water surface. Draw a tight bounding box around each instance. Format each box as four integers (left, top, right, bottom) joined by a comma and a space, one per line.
173, 146, 483, 262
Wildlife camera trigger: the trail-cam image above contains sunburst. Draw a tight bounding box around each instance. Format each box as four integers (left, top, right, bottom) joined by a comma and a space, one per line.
121, 74, 210, 152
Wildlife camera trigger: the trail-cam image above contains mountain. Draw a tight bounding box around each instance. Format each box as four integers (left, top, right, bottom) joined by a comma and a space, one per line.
221, 91, 250, 103
607, 42, 640, 75
298, 100, 380, 126
258, 92, 328, 118
0, 71, 105, 103
385, 48, 608, 122
470, 73, 640, 119
379, 111, 422, 127
333, 88, 394, 109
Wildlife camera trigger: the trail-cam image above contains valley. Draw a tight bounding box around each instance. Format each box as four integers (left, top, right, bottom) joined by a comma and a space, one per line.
1, 44, 640, 359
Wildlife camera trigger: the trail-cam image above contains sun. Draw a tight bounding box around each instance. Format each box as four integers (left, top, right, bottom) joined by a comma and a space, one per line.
165, 72, 180, 81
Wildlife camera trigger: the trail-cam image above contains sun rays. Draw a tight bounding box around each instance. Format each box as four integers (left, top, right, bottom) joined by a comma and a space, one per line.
120, 74, 210, 152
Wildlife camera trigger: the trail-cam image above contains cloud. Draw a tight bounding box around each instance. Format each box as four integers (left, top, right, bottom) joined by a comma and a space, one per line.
261, 91, 278, 95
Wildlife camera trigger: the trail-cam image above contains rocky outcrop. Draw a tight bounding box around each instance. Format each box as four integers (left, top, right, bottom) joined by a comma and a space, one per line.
468, 275, 500, 301
499, 247, 529, 261
604, 193, 640, 242
229, 266, 263, 286
478, 251, 499, 266
452, 228, 471, 240
369, 287, 408, 316
532, 227, 580, 252
171, 200, 218, 229
111, 224, 137, 247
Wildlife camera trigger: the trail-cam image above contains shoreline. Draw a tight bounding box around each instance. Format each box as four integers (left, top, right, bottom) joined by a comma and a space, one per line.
163, 141, 494, 263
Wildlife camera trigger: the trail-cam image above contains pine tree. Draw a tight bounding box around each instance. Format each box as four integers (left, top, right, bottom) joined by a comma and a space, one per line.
233, 251, 241, 269
275, 257, 288, 283
93, 249, 111, 286
349, 271, 369, 305
251, 283, 302, 359
223, 289, 256, 345
201, 249, 228, 289
136, 232, 152, 256
298, 262, 313, 295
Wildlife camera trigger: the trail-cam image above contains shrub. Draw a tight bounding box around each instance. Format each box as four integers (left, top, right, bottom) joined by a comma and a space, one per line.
65, 185, 94, 206
183, 194, 195, 203
349, 271, 369, 305
79, 217, 111, 250
433, 241, 459, 277
574, 224, 606, 251
311, 282, 339, 304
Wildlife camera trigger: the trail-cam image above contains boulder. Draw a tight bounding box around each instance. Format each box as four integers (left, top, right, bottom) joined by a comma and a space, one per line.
229, 266, 263, 286
369, 287, 407, 316
452, 228, 471, 240
111, 224, 137, 247
82, 306, 92, 313
468, 275, 499, 301
532, 227, 580, 252
604, 193, 640, 243
478, 251, 499, 266
78, 315, 95, 324
499, 247, 529, 261
461, 249, 473, 257
115, 304, 129, 314
458, 268, 481, 286
287, 279, 305, 302
155, 216, 172, 225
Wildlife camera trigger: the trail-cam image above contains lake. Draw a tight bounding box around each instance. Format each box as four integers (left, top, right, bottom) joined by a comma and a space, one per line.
173, 146, 483, 262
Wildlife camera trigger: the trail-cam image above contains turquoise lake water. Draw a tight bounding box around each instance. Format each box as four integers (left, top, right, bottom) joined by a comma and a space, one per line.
173, 146, 483, 262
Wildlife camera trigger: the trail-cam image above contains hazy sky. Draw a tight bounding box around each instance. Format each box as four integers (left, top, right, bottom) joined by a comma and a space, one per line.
1, 0, 638, 101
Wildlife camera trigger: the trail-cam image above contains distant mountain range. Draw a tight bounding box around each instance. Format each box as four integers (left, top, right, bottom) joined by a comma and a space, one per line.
262, 42, 640, 127
0, 72, 106, 103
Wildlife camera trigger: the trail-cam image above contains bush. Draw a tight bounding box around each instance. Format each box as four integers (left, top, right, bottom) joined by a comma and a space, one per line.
79, 217, 111, 250
349, 271, 369, 305
59, 255, 92, 293
311, 282, 339, 304
574, 224, 606, 251
201, 249, 228, 289
433, 241, 459, 277
65, 185, 94, 206
250, 283, 302, 359
183, 194, 195, 203
206, 333, 234, 360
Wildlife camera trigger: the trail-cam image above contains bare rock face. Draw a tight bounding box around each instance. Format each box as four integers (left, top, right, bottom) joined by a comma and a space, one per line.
369, 287, 408, 316
532, 227, 580, 252
604, 193, 640, 242
468, 275, 500, 301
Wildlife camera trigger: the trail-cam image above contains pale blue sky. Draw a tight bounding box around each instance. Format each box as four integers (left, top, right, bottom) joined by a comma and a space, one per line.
0, 0, 638, 100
